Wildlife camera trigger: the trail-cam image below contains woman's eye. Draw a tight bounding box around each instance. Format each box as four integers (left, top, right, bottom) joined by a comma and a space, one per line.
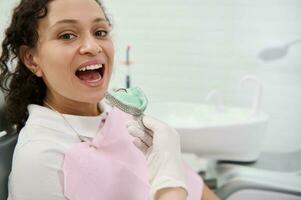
59, 33, 76, 40
95, 30, 108, 37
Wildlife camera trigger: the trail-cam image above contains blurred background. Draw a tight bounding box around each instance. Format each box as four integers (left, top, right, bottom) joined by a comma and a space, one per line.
1, 0, 301, 154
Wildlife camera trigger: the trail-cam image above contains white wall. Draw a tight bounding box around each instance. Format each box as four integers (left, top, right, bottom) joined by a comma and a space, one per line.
105, 0, 301, 153
0, 1, 17, 42
1, 0, 301, 153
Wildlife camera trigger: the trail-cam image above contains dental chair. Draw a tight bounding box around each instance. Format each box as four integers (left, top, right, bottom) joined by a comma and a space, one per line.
0, 132, 17, 200
0, 101, 18, 200
212, 151, 301, 200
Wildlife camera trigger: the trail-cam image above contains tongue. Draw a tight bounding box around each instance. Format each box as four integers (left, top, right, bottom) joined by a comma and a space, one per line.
77, 70, 101, 81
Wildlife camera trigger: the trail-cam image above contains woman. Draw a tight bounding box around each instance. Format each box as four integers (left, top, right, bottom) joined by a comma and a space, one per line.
0, 0, 219, 199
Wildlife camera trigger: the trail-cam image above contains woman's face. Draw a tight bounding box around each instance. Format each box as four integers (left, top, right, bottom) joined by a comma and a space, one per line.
30, 0, 114, 114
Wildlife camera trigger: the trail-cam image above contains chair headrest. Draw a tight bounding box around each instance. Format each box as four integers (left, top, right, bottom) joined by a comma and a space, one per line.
0, 93, 12, 132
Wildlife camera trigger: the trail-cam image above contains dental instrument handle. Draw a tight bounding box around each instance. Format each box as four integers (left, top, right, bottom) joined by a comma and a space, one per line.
105, 87, 151, 133
126, 45, 130, 65
126, 75, 130, 88
126, 45, 131, 88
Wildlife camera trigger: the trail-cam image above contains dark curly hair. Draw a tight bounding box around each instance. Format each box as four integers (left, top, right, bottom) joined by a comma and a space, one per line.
0, 0, 112, 132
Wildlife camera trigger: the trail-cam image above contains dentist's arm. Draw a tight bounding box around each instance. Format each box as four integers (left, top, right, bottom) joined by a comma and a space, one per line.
202, 184, 221, 200
127, 116, 188, 200
155, 187, 187, 200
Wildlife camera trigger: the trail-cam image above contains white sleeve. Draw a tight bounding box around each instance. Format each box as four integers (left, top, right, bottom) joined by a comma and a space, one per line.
7, 140, 67, 200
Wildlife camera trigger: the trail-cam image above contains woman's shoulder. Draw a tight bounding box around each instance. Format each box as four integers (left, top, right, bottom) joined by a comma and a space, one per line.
18, 122, 77, 146
13, 124, 77, 162
9, 132, 67, 200
13, 136, 65, 163
13, 128, 66, 161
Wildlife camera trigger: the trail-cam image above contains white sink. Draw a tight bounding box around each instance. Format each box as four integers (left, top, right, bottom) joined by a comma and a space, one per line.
146, 102, 269, 162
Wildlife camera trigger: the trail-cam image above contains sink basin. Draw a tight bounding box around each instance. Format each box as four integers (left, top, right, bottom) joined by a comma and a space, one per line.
146, 102, 269, 162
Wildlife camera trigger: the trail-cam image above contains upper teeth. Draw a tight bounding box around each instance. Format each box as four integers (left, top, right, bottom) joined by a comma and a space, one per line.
78, 64, 103, 72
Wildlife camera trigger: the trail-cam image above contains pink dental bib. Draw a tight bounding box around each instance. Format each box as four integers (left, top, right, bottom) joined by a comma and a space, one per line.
62, 108, 203, 200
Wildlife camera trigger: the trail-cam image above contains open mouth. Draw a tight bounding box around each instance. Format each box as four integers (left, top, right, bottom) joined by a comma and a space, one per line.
75, 64, 105, 84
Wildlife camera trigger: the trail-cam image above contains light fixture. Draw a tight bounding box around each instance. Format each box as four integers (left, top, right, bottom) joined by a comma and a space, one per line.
258, 38, 301, 61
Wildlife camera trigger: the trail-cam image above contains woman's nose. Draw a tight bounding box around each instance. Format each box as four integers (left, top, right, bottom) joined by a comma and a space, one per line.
79, 35, 102, 55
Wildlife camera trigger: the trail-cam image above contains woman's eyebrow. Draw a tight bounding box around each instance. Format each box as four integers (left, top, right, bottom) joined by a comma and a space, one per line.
49, 18, 108, 29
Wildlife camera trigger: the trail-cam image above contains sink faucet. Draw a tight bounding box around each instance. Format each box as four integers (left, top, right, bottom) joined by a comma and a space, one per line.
240, 75, 263, 116
205, 89, 225, 113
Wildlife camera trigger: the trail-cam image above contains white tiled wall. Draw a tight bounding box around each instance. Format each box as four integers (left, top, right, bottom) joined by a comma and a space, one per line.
105, 0, 301, 153
1, 0, 301, 153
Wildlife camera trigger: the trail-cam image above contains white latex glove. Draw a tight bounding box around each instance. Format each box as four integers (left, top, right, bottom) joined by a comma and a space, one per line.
126, 115, 188, 198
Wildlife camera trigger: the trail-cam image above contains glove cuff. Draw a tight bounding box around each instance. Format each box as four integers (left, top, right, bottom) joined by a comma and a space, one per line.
151, 176, 188, 199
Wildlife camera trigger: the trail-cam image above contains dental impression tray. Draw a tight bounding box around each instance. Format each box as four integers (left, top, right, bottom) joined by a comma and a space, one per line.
104, 87, 148, 116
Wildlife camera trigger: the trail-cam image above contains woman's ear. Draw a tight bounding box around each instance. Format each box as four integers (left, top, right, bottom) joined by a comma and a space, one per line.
19, 45, 43, 77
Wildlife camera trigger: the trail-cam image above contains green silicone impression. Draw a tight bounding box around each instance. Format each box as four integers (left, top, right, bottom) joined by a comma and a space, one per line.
111, 87, 148, 111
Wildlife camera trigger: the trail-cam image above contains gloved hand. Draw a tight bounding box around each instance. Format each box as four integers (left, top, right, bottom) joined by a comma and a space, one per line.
126, 115, 188, 198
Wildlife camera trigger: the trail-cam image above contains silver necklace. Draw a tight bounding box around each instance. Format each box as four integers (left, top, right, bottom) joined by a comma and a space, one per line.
43, 101, 104, 143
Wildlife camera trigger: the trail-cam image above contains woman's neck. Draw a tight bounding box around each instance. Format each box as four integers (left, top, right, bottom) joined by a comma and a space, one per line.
43, 96, 101, 116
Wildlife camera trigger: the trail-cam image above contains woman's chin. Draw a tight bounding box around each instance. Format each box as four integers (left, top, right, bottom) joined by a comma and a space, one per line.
83, 93, 106, 104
